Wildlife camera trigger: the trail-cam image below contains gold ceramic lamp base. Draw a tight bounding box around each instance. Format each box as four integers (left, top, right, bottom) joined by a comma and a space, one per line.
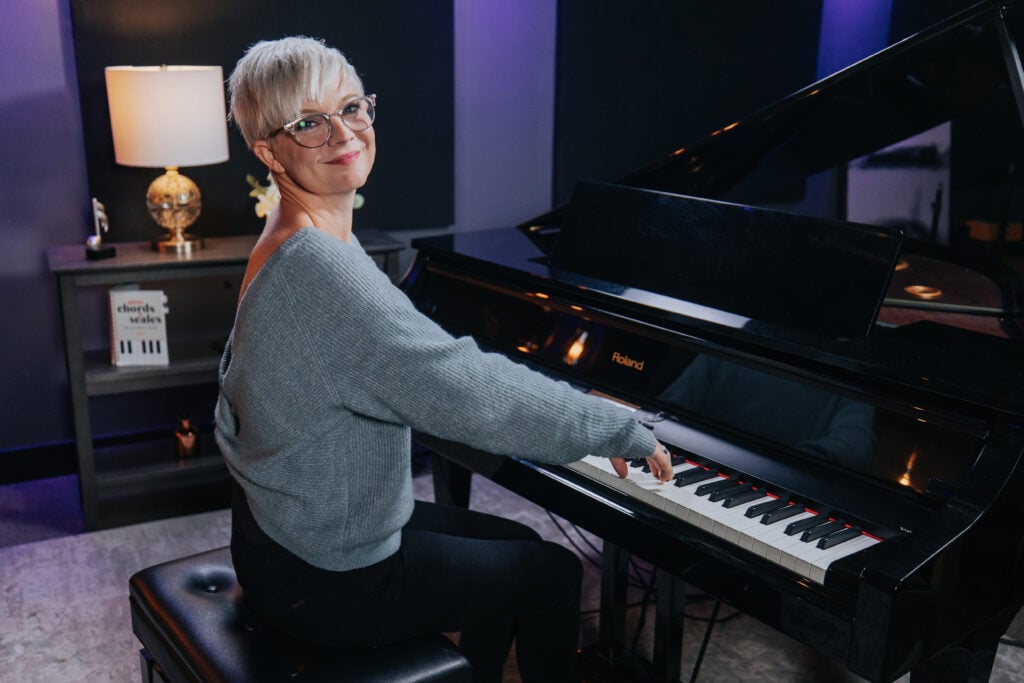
146, 167, 204, 253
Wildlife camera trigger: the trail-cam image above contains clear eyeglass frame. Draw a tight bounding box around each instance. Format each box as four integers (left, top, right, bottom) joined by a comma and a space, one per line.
269, 94, 377, 148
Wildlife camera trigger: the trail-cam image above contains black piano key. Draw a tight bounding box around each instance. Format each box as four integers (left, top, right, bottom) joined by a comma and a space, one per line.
784, 515, 826, 536
817, 526, 863, 549
745, 497, 790, 518
640, 457, 680, 473
674, 468, 718, 487
723, 487, 766, 509
695, 478, 737, 497
760, 504, 805, 525
708, 482, 752, 503
640, 455, 685, 473
800, 519, 847, 542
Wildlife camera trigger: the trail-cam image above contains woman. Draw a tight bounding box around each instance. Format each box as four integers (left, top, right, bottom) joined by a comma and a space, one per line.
215, 36, 673, 682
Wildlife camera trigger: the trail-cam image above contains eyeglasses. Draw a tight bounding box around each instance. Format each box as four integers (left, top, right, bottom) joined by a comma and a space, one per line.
269, 94, 376, 148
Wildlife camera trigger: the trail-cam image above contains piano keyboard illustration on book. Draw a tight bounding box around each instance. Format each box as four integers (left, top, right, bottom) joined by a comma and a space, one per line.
108, 288, 170, 366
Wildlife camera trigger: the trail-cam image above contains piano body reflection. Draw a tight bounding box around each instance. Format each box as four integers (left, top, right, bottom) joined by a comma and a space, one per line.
403, 2, 1024, 681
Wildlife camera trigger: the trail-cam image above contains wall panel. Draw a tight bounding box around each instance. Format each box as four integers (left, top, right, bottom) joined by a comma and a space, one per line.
69, 0, 454, 239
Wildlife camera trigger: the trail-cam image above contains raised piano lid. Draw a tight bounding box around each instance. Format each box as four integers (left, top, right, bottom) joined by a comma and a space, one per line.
519, 0, 1024, 338
550, 181, 904, 340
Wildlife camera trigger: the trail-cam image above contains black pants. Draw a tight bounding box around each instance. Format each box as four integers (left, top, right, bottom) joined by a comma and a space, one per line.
231, 484, 583, 682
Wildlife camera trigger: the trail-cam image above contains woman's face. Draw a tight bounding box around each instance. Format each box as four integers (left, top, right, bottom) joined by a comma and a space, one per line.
260, 83, 376, 199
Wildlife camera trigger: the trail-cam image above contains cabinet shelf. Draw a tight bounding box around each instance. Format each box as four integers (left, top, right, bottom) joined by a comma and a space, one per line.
94, 433, 227, 499
84, 341, 224, 396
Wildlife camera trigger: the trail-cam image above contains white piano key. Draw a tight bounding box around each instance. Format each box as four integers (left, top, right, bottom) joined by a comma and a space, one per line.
805, 534, 880, 584
780, 531, 816, 573
788, 521, 842, 566
570, 455, 619, 485
722, 493, 771, 544
756, 511, 816, 563
708, 488, 761, 540
682, 476, 733, 531
652, 478, 705, 526
734, 501, 785, 552
634, 474, 671, 506
779, 533, 820, 573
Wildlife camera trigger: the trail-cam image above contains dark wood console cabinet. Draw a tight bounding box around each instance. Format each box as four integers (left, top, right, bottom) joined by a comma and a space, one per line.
47, 230, 403, 529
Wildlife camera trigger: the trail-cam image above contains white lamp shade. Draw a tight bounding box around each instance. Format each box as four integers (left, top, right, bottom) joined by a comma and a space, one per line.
105, 66, 229, 168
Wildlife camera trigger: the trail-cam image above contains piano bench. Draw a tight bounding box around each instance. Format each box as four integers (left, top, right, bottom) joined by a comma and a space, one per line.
129, 546, 472, 683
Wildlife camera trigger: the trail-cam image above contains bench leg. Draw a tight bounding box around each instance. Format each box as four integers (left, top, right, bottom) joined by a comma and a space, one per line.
139, 649, 168, 683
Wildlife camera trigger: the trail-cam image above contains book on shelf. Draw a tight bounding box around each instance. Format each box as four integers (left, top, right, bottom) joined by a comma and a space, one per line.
108, 287, 170, 366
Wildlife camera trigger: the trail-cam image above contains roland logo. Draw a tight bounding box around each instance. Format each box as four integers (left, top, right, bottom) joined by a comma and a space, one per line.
610, 351, 645, 371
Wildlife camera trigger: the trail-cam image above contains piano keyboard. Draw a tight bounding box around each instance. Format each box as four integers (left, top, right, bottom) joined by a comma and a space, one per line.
565, 454, 881, 585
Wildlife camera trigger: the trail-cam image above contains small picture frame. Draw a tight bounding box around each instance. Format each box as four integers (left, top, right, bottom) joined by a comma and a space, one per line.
86, 197, 116, 260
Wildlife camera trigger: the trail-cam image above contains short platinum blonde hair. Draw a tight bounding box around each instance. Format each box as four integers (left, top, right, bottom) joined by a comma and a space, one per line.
228, 36, 364, 148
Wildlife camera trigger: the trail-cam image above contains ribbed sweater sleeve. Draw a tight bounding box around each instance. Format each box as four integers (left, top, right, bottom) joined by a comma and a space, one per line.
295, 229, 654, 462
215, 228, 655, 570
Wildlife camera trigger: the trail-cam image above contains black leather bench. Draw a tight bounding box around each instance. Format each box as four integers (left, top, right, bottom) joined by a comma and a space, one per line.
129, 546, 472, 682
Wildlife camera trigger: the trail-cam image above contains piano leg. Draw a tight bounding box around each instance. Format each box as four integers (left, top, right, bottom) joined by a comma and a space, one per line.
581, 545, 688, 682
580, 543, 662, 680
654, 569, 686, 683
430, 451, 472, 507
599, 543, 630, 646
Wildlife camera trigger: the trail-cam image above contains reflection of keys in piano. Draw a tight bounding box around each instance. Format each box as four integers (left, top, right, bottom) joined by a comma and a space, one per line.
566, 454, 881, 585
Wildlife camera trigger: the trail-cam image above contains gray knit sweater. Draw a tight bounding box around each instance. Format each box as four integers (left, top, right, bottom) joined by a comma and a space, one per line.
214, 227, 656, 571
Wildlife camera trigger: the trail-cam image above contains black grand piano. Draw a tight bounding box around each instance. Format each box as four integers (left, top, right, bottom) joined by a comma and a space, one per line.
402, 1, 1024, 681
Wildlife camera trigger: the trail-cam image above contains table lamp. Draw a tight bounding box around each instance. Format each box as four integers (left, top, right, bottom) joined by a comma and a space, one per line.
105, 65, 229, 253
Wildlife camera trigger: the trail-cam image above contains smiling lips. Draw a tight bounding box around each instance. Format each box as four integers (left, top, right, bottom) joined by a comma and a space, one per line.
329, 151, 361, 165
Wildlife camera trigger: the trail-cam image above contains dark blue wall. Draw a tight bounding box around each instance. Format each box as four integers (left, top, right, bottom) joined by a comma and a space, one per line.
0, 0, 90, 470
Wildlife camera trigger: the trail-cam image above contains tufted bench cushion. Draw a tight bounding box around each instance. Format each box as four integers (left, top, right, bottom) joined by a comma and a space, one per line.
129, 546, 472, 682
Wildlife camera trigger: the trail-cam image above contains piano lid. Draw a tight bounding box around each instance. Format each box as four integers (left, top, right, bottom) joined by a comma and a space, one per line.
521, 0, 1024, 265
619, 0, 1024, 204
550, 182, 903, 340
